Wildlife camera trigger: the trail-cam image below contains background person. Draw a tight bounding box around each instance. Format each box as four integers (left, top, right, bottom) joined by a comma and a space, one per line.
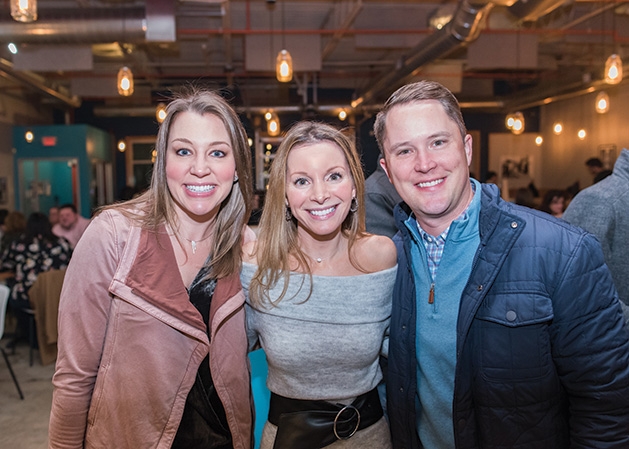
0, 212, 71, 344
242, 121, 397, 449
0, 210, 26, 255
374, 80, 629, 449
564, 148, 629, 325
364, 157, 403, 238
585, 157, 612, 184
539, 188, 568, 219
51, 204, 90, 248
49, 89, 255, 449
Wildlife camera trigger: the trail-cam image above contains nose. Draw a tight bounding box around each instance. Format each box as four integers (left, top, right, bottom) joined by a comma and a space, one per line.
311, 180, 330, 203
413, 150, 437, 173
191, 155, 211, 176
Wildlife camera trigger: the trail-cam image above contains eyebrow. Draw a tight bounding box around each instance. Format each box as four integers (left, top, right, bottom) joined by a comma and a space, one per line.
170, 137, 231, 147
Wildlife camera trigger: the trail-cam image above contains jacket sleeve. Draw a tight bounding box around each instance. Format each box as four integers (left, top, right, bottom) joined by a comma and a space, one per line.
48, 212, 121, 449
550, 232, 629, 447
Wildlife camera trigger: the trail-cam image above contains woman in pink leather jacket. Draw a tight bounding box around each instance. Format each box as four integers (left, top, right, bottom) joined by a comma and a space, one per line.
49, 88, 255, 449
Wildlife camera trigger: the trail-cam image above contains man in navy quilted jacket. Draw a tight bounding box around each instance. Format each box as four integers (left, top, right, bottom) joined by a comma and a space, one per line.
374, 80, 629, 449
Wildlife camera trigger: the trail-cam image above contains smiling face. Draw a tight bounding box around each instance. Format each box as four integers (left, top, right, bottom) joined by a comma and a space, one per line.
380, 100, 473, 235
285, 141, 356, 240
165, 111, 236, 222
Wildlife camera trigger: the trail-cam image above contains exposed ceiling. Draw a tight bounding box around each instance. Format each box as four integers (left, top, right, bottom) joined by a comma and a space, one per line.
1, 0, 628, 120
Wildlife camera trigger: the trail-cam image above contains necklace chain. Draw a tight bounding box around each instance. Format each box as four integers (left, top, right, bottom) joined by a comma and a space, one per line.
181, 233, 212, 254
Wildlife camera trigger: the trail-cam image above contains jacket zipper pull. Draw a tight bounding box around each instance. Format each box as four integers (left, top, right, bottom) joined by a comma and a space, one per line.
428, 283, 435, 304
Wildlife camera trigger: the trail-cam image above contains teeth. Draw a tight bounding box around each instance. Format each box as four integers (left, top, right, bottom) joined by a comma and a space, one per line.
418, 179, 443, 188
187, 184, 214, 193
310, 206, 335, 216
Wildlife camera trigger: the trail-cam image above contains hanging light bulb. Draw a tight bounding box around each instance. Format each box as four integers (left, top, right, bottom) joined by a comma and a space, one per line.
553, 122, 563, 135
505, 113, 516, 130
117, 66, 134, 96
535, 136, 543, 146
266, 112, 280, 137
117, 140, 127, 153
25, 130, 34, 143
338, 109, 347, 121
595, 91, 610, 114
604, 54, 623, 85
510, 112, 525, 135
276, 49, 293, 82
11, 0, 37, 23
156, 103, 167, 123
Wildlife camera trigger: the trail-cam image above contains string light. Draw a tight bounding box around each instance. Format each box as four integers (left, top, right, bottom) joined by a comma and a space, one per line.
117, 140, 126, 152
577, 129, 587, 140
535, 136, 543, 146
510, 112, 525, 135
604, 54, 623, 84
553, 122, 563, 135
25, 130, 34, 143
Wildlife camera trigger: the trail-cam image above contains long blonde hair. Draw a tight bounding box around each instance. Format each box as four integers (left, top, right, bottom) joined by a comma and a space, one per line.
101, 87, 252, 279
249, 121, 366, 306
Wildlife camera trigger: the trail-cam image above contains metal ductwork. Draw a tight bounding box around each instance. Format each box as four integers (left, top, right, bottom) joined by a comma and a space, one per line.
0, 8, 147, 44
351, 0, 570, 108
351, 0, 495, 108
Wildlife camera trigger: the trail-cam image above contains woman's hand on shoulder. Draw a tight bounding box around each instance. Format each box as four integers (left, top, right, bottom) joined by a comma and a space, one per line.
359, 234, 397, 271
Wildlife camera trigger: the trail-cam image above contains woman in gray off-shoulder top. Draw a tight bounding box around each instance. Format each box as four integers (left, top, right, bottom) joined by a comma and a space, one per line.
242, 122, 397, 449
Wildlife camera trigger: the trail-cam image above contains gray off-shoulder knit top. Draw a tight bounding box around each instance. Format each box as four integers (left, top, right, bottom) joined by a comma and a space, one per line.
241, 262, 397, 402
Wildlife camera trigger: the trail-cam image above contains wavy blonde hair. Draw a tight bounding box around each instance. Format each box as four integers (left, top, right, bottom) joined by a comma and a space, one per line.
101, 87, 252, 279
249, 121, 366, 307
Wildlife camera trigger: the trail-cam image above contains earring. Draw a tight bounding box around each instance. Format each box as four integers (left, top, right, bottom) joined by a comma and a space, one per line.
285, 207, 293, 221
350, 197, 358, 213
233, 174, 239, 183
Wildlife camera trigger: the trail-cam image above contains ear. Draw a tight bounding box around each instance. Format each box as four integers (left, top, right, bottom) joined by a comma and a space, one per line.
464, 134, 473, 167
380, 156, 392, 181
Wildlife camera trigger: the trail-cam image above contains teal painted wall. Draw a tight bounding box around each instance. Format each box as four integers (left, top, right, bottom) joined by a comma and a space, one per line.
12, 124, 112, 218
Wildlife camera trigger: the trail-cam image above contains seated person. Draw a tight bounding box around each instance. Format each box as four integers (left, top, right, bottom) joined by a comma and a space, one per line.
52, 204, 91, 249
1, 212, 72, 343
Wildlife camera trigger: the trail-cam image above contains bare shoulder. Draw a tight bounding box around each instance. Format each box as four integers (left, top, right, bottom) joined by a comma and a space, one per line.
355, 233, 397, 272
242, 239, 258, 264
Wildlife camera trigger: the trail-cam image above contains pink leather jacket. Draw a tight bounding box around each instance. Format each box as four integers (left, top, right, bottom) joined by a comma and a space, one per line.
49, 209, 254, 449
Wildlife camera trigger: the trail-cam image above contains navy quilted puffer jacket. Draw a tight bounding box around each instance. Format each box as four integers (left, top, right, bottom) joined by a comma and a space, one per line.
387, 183, 629, 449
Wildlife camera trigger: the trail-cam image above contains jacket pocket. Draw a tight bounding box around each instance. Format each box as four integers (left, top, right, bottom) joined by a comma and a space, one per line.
474, 283, 554, 383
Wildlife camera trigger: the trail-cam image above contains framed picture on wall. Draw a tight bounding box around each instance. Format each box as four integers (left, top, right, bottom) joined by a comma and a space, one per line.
598, 144, 617, 170
0, 177, 7, 204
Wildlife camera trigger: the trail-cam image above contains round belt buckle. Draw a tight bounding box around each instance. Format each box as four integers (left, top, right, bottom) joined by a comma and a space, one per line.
333, 404, 360, 440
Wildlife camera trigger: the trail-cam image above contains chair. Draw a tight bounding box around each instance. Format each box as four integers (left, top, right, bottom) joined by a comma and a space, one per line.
1, 284, 24, 399
27, 269, 66, 366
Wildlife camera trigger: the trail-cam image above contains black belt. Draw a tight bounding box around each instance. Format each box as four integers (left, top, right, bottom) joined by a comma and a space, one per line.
268, 387, 383, 449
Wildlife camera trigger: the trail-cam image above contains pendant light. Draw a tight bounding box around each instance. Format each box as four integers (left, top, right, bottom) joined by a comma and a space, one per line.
595, 91, 610, 114
276, 50, 293, 82
603, 2, 622, 85
604, 54, 622, 84
275, 1, 293, 82
11, 0, 37, 23
156, 103, 167, 123
117, 66, 134, 96
507, 111, 524, 136
266, 112, 280, 136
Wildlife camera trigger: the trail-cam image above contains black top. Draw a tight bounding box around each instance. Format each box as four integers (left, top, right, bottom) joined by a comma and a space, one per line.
172, 270, 233, 449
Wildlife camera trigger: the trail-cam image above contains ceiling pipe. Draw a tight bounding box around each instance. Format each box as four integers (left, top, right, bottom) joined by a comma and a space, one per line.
0, 8, 146, 44
351, 0, 495, 108
350, 0, 569, 108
